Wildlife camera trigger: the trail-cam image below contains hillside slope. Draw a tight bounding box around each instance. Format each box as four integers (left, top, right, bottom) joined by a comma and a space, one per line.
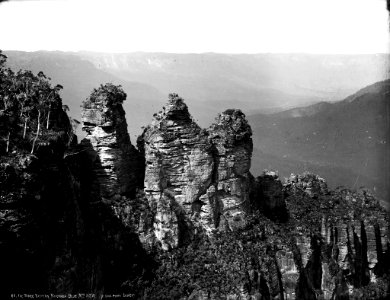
249, 80, 390, 203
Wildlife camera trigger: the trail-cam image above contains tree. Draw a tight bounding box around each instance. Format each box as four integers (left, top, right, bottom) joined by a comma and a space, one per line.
16, 70, 36, 139
45, 84, 63, 129
0, 50, 69, 154
82, 83, 127, 109
0, 66, 19, 153
30, 71, 50, 153
0, 50, 6, 69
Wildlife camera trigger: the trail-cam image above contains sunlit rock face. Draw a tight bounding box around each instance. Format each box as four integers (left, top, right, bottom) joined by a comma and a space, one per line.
80, 88, 156, 249
207, 109, 253, 231
139, 94, 214, 250
139, 94, 253, 250
81, 92, 143, 201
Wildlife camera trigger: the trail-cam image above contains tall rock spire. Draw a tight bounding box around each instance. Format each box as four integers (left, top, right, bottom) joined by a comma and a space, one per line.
207, 108, 253, 230
139, 94, 253, 249
81, 83, 143, 201
139, 94, 214, 249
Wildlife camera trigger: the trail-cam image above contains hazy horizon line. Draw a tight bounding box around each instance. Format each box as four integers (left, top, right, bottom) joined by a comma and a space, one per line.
3, 49, 390, 56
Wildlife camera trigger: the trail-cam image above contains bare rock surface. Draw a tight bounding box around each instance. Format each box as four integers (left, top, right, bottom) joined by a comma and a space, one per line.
81, 87, 143, 200
139, 94, 253, 249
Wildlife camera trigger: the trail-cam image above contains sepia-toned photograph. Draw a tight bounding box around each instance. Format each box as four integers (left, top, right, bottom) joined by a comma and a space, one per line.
0, 0, 389, 299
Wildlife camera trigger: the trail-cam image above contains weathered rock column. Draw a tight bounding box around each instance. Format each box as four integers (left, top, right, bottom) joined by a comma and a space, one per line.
139, 95, 254, 249
140, 94, 214, 249
81, 84, 143, 202
207, 109, 253, 231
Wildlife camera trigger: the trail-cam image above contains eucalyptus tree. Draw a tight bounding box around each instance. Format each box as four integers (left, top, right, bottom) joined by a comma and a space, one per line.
15, 70, 37, 138
46, 84, 63, 129
0, 65, 19, 153
0, 50, 68, 154
30, 71, 50, 153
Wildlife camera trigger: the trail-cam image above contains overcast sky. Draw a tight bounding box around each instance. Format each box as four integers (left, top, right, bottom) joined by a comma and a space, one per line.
0, 0, 388, 54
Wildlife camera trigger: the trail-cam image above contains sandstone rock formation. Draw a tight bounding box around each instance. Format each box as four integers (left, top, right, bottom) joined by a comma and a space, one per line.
64, 94, 390, 298
279, 173, 390, 299
81, 84, 143, 201
2, 82, 390, 299
0, 84, 153, 297
285, 172, 328, 198
138, 94, 253, 250
207, 108, 253, 231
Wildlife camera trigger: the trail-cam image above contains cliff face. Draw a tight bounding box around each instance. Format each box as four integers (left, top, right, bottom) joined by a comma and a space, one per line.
81, 93, 389, 299
0, 85, 153, 297
81, 88, 143, 200
207, 108, 253, 231
138, 94, 253, 250
0, 104, 76, 295
278, 173, 390, 300
1, 87, 389, 299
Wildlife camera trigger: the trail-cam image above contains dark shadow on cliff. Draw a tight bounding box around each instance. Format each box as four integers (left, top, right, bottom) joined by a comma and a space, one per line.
63, 139, 156, 295
0, 139, 155, 299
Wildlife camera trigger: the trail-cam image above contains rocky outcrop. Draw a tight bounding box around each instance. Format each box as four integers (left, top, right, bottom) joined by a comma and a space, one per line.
139, 94, 253, 250
138, 94, 214, 250
285, 172, 328, 198
80, 85, 157, 249
207, 108, 253, 231
2, 82, 390, 299
81, 85, 143, 200
251, 170, 288, 222
279, 173, 390, 299
0, 85, 154, 298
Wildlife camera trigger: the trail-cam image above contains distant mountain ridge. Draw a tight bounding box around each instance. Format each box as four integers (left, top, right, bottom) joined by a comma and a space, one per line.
249, 79, 390, 204
4, 51, 389, 137
270, 80, 390, 119
78, 51, 389, 101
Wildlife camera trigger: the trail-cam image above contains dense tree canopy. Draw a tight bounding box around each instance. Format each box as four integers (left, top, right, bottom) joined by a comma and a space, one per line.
0, 50, 71, 155
81, 82, 127, 109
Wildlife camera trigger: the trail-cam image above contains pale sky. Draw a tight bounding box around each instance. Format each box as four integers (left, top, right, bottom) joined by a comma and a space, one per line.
0, 0, 388, 54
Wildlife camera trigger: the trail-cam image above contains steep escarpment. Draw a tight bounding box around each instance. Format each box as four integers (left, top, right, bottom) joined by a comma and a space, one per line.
0, 74, 79, 296
1, 66, 389, 299
0, 82, 153, 298
147, 172, 389, 299
134, 95, 388, 299
123, 94, 390, 299
278, 173, 390, 299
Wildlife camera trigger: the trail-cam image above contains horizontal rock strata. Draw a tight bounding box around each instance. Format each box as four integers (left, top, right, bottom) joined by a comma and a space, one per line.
139, 94, 253, 249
